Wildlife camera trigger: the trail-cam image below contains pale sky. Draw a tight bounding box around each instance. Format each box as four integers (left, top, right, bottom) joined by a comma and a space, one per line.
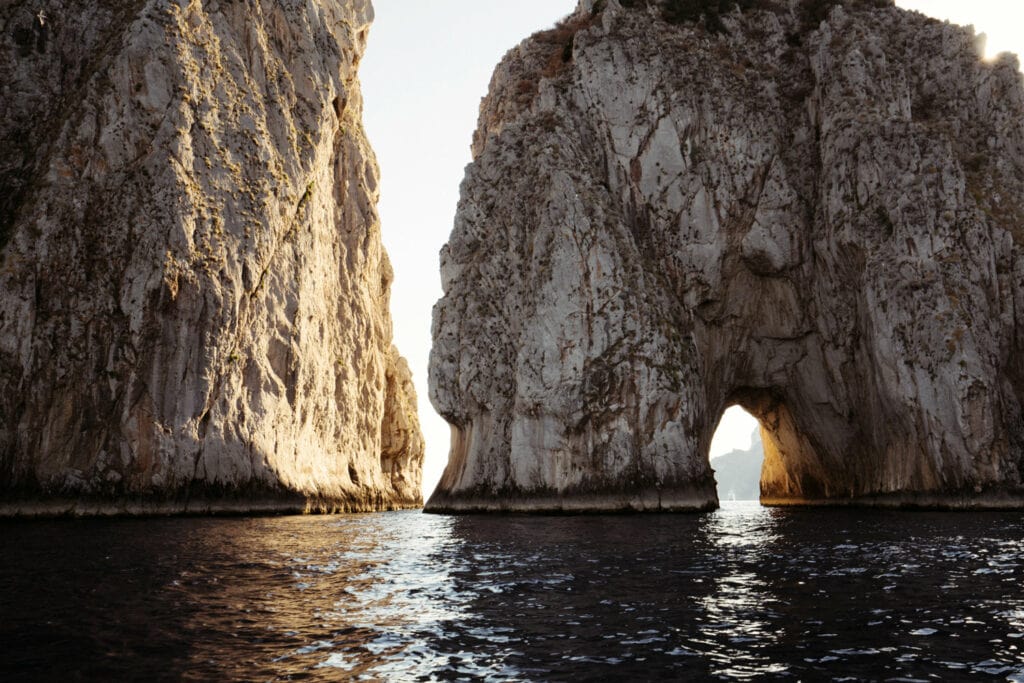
361, 1, 1024, 497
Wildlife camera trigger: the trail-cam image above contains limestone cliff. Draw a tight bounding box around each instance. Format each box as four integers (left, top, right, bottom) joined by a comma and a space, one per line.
427, 0, 1024, 511
0, 0, 423, 514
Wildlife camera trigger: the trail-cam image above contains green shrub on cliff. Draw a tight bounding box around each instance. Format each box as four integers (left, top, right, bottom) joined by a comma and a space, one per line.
662, 0, 781, 33
652, 0, 892, 34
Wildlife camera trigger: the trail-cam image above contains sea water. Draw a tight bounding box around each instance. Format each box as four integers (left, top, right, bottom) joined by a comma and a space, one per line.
2, 502, 1023, 680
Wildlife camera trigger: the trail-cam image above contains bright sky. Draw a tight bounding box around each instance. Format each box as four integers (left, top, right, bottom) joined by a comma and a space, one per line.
361, 1, 1024, 496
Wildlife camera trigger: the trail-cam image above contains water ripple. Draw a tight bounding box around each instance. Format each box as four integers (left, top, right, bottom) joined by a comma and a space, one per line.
1, 503, 1023, 680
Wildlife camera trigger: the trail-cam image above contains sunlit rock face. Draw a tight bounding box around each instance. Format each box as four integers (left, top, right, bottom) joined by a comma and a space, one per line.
0, 0, 424, 514
427, 0, 1024, 511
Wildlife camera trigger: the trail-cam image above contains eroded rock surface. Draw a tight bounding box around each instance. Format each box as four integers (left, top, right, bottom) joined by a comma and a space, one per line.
0, 0, 423, 514
428, 0, 1024, 511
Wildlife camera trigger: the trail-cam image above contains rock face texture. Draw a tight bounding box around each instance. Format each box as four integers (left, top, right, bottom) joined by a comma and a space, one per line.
0, 0, 423, 514
427, 0, 1024, 511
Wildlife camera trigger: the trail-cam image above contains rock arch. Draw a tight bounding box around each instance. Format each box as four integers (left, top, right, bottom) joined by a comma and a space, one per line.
426, 1, 1024, 512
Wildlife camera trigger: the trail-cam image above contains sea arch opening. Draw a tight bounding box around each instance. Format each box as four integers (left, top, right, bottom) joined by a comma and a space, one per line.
708, 406, 763, 504
707, 387, 842, 507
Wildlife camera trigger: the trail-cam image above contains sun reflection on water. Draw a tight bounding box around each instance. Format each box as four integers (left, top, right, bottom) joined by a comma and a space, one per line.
2, 505, 1024, 680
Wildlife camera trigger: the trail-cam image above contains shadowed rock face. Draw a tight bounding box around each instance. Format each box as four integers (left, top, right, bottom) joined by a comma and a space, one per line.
0, 0, 424, 514
427, 0, 1024, 512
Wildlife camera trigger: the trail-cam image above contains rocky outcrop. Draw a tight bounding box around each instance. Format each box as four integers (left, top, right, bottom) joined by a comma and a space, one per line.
713, 429, 764, 502
0, 0, 423, 514
427, 0, 1024, 511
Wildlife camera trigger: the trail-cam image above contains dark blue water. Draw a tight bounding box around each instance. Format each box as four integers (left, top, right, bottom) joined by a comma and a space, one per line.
2, 503, 1023, 681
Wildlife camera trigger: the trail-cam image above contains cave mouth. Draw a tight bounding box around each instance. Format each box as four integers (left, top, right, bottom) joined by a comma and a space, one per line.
709, 406, 765, 504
